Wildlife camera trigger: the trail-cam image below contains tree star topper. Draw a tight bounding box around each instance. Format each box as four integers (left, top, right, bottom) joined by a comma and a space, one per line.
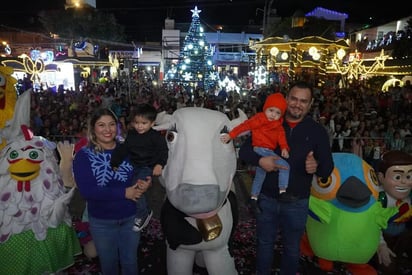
191, 6, 201, 18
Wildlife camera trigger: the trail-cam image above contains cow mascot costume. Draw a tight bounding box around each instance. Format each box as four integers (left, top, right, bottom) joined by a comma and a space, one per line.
0, 67, 81, 274
154, 107, 247, 275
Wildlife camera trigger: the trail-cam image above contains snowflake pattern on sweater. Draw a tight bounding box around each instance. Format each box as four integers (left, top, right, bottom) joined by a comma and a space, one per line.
73, 146, 137, 220
86, 148, 133, 187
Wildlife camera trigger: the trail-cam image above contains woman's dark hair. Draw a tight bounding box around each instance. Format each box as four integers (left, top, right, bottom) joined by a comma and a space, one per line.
87, 108, 118, 152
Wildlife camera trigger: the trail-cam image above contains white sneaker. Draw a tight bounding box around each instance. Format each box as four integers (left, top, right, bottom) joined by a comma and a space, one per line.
132, 210, 153, 232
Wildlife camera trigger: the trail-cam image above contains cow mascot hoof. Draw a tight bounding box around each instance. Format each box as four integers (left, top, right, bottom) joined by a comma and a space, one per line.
154, 107, 247, 275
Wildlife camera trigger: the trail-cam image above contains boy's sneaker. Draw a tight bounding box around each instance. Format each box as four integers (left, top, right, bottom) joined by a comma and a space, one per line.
132, 210, 153, 232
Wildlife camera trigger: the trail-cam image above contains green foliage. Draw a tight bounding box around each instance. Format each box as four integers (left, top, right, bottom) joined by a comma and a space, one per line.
38, 9, 126, 42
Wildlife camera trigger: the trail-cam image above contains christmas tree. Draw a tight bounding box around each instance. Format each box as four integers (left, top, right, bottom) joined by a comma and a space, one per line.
164, 6, 218, 91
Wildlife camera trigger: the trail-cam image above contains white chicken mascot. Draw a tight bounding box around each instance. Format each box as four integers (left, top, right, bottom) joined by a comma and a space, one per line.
0, 86, 81, 274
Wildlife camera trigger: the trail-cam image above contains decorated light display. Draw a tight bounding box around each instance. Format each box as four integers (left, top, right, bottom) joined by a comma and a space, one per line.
330, 49, 389, 80
251, 36, 350, 86
218, 76, 240, 94
1, 54, 75, 91
164, 6, 218, 91
252, 65, 268, 85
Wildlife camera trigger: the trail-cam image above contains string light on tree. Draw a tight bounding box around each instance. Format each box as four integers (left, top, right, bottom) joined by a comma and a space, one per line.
183, 72, 193, 81
209, 72, 219, 81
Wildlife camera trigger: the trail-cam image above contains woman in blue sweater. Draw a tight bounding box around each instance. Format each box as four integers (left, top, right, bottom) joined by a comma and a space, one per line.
73, 108, 151, 275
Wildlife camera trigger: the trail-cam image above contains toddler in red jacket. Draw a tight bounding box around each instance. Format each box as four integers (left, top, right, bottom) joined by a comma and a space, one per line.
221, 93, 291, 212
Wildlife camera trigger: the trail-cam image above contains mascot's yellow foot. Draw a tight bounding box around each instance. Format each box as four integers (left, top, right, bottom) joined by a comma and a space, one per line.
346, 263, 377, 275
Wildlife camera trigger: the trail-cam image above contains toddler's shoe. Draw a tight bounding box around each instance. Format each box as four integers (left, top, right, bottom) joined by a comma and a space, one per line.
132, 210, 153, 232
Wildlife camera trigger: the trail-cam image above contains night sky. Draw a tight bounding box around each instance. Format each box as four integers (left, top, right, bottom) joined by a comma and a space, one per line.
1, 0, 409, 41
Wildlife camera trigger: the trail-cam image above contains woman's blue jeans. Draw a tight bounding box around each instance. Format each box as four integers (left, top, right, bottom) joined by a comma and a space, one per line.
89, 215, 141, 275
255, 194, 309, 275
253, 147, 290, 196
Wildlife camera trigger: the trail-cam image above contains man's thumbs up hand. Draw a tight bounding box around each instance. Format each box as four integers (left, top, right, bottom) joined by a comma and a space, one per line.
305, 151, 317, 174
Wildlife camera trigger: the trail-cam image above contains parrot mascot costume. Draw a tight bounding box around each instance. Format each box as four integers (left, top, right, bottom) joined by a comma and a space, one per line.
300, 152, 399, 275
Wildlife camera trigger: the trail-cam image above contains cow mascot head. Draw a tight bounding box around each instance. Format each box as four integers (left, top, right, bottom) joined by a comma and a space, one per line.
154, 107, 247, 275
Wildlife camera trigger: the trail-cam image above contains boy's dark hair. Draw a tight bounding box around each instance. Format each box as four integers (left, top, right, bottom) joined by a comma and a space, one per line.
132, 103, 157, 122
378, 150, 412, 174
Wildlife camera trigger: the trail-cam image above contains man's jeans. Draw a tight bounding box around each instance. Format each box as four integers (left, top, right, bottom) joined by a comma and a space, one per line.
255, 194, 309, 275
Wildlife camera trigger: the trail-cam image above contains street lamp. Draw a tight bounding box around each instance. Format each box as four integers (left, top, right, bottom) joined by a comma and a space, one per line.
65, 0, 96, 9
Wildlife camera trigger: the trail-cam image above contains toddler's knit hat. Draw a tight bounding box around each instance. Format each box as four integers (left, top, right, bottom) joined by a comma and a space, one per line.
263, 93, 287, 115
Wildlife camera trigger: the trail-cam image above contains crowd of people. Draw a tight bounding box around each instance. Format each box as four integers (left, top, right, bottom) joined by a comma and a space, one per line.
29, 77, 412, 159
25, 77, 412, 274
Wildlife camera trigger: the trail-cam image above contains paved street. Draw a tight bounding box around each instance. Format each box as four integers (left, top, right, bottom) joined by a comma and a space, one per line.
68, 167, 412, 274
67, 170, 258, 275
